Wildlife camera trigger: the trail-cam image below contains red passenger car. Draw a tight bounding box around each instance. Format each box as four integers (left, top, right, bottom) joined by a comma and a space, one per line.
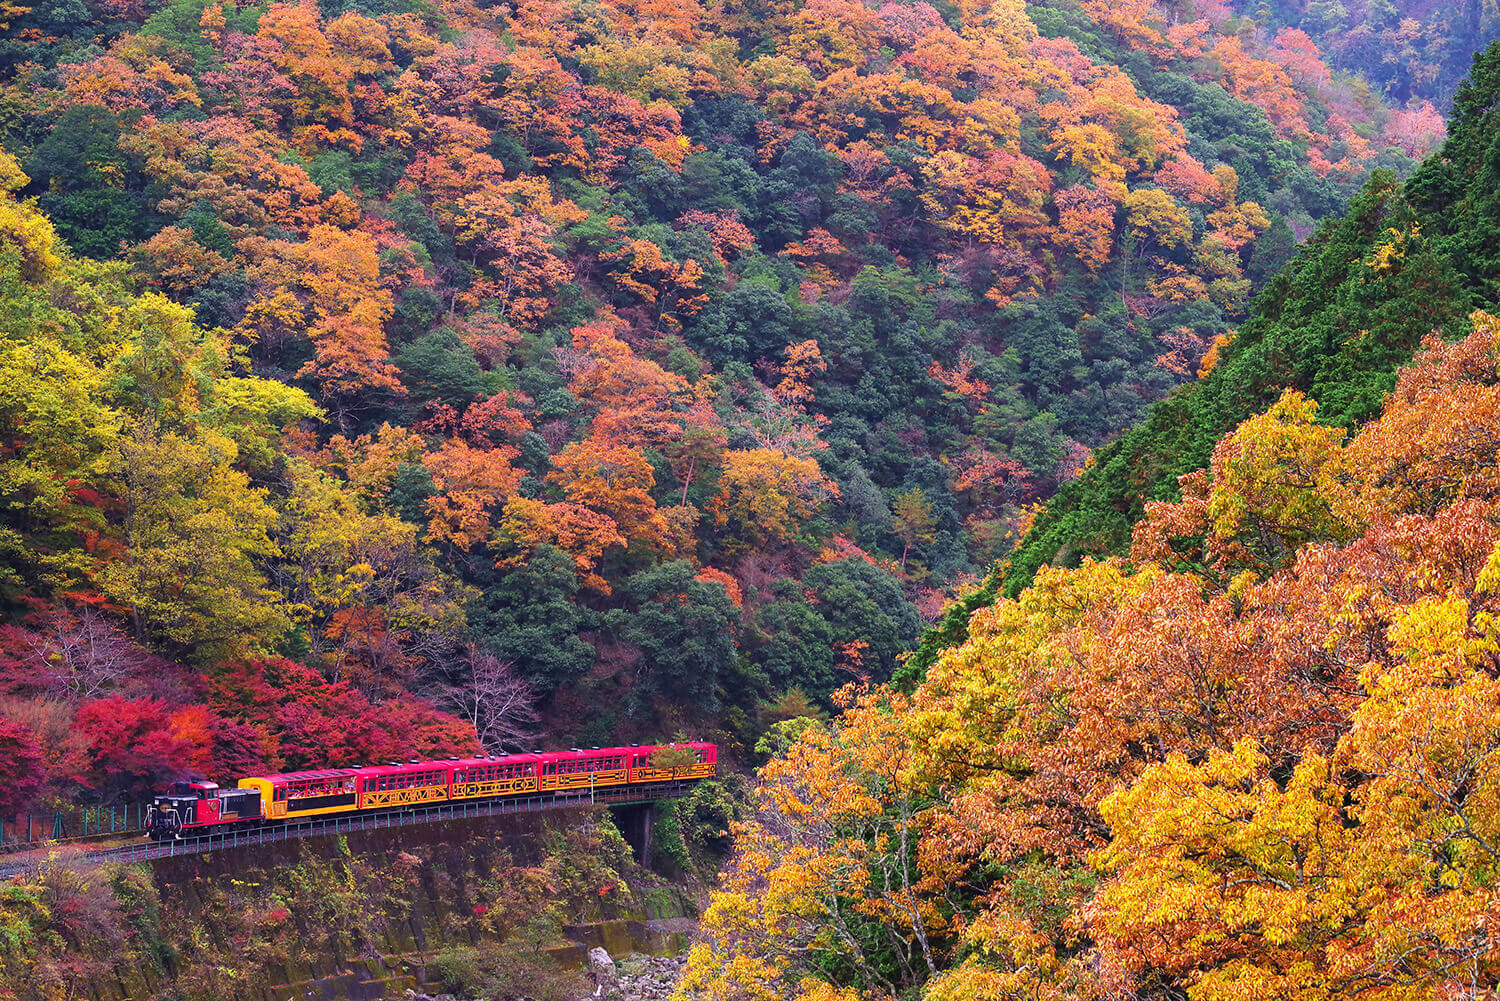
146, 742, 717, 839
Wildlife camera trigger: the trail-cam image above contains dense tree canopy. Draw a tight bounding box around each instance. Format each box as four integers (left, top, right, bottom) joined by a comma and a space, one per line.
691, 307, 1500, 1001
0, 0, 1477, 810
1003, 39, 1500, 608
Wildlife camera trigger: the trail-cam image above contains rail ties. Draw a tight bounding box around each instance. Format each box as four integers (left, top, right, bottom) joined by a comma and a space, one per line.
0, 781, 699, 879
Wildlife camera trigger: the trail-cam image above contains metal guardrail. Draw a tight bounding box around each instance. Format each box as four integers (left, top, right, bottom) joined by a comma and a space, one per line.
0, 781, 696, 881
1, 803, 149, 850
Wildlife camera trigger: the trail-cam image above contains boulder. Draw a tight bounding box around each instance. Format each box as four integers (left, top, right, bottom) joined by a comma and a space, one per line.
589, 947, 617, 996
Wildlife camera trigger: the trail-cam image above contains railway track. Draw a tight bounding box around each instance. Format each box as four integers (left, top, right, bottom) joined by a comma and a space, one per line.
0, 780, 698, 880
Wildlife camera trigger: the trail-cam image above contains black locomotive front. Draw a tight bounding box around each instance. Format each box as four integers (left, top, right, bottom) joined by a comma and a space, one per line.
145, 780, 263, 840
146, 788, 198, 840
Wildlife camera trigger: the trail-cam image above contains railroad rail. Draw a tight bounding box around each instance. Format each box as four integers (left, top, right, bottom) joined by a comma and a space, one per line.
0, 780, 699, 881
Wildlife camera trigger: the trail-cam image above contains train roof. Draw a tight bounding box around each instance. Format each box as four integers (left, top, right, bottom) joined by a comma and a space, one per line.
248, 742, 716, 784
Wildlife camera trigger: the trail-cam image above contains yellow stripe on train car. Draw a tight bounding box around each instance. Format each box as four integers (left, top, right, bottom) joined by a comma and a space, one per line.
630, 762, 716, 784
540, 769, 630, 792
362, 785, 450, 809
451, 777, 539, 799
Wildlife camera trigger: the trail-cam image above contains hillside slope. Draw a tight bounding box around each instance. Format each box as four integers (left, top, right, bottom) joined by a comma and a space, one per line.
689, 48, 1500, 1001
0, 0, 1460, 810
1004, 38, 1500, 598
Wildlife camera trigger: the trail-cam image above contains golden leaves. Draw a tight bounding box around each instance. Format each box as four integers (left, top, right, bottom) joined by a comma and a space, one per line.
702, 312, 1500, 1001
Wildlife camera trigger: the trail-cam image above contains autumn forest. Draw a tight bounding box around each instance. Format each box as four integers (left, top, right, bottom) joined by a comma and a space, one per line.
2, 0, 1500, 995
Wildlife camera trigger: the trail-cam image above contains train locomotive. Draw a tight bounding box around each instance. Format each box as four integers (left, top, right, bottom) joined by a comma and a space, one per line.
145, 742, 717, 840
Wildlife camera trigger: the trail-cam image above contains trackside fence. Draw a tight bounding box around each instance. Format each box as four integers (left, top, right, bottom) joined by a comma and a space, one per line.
1, 803, 149, 851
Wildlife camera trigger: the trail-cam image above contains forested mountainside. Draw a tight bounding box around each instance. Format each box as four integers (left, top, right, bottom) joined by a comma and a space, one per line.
1002, 38, 1500, 602
688, 45, 1500, 1001
1214, 0, 1500, 107
0, 0, 1462, 812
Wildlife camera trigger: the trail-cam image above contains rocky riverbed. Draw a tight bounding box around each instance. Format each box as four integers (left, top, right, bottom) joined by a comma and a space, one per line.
403, 950, 686, 1001
593, 952, 687, 1000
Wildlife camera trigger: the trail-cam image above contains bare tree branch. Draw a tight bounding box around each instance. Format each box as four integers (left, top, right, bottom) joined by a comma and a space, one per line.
23, 606, 147, 702
427, 646, 541, 753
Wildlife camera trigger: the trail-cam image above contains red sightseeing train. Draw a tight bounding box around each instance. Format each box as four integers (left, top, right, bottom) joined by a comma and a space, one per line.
145, 743, 717, 840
